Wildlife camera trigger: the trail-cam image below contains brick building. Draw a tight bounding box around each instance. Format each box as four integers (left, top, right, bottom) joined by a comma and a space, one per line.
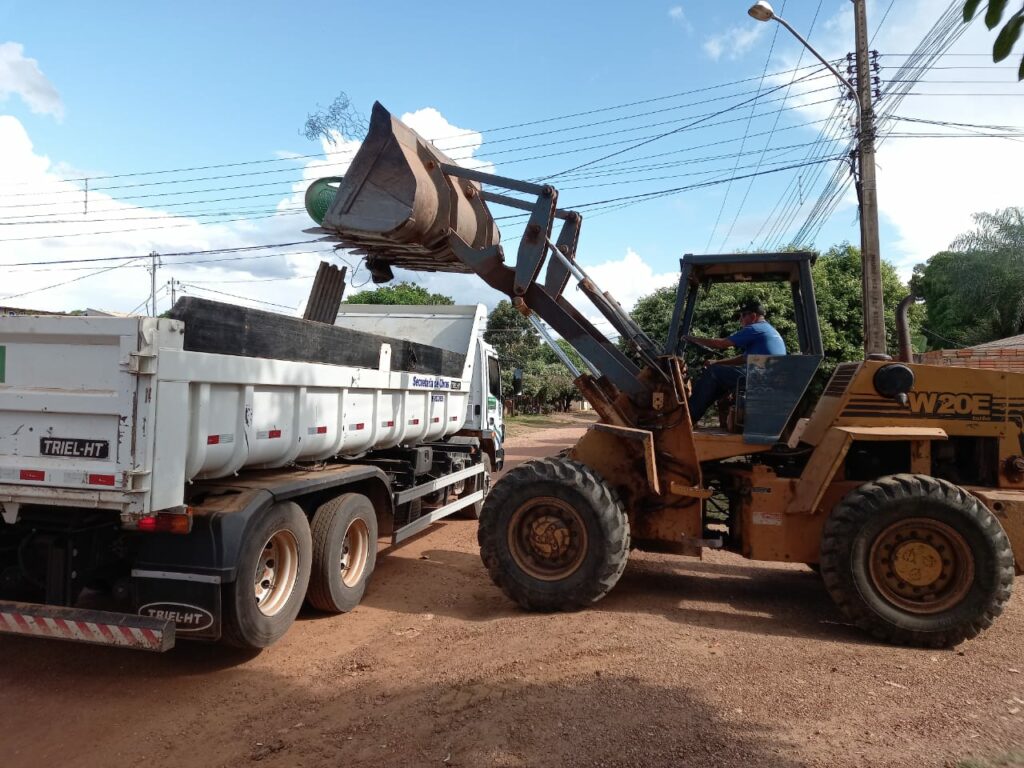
916, 334, 1024, 373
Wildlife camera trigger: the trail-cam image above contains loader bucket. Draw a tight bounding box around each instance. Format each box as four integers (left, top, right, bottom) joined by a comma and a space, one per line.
311, 102, 500, 277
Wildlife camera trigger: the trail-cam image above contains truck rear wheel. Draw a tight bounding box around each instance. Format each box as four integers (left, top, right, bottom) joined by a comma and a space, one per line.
820, 474, 1014, 647
222, 502, 312, 649
478, 457, 629, 611
459, 453, 492, 520
306, 493, 378, 613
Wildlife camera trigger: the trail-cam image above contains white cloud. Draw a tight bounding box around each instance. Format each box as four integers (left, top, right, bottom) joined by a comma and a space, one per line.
703, 25, 764, 61
0, 42, 63, 119
668, 6, 693, 34
575, 248, 677, 312
0, 104, 496, 315
401, 107, 496, 175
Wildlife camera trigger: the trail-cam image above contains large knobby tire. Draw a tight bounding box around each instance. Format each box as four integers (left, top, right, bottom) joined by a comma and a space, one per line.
820, 474, 1014, 647
222, 501, 312, 649
477, 457, 630, 611
459, 453, 493, 520
306, 493, 378, 614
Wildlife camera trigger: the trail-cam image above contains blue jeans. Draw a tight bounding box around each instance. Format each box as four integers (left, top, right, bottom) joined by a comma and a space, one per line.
688, 365, 744, 423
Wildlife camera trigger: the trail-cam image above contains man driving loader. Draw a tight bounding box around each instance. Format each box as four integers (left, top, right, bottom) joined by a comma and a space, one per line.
683, 300, 786, 423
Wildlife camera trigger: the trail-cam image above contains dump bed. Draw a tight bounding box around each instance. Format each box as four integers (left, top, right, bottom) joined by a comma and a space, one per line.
0, 308, 484, 521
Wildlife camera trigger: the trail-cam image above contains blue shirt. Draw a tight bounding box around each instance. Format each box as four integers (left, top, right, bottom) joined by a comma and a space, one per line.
728, 320, 787, 356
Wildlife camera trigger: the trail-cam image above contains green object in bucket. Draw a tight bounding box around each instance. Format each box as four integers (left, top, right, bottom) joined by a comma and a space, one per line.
305, 176, 344, 225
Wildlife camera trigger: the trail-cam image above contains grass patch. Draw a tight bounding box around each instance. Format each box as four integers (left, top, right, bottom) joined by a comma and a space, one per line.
504, 411, 596, 438
955, 750, 1024, 768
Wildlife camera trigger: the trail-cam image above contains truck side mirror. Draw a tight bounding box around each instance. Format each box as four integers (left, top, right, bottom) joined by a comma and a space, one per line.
512, 367, 524, 396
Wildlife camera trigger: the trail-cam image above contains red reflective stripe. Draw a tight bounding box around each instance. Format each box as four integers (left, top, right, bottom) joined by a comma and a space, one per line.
409, 419, 420, 425
316, 426, 327, 434
118, 625, 136, 644
95, 623, 116, 643
432, 417, 440, 423
141, 628, 160, 646
12, 612, 32, 632
88, 474, 116, 486
382, 420, 394, 427
206, 435, 220, 445
354, 423, 364, 431
19, 469, 45, 481
268, 429, 282, 439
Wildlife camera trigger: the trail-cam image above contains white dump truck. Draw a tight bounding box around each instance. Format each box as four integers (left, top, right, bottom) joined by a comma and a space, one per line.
0, 303, 504, 651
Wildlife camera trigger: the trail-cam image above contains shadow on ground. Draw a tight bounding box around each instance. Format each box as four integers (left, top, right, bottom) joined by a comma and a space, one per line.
365, 540, 873, 646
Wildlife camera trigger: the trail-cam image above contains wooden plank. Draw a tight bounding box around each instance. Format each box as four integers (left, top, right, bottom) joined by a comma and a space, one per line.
168, 297, 465, 378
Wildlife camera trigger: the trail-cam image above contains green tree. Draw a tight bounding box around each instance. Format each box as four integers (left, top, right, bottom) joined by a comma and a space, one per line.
912, 208, 1024, 347
344, 282, 454, 305
964, 0, 1024, 80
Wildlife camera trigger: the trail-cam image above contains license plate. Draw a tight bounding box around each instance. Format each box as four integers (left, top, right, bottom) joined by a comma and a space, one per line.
39, 437, 110, 460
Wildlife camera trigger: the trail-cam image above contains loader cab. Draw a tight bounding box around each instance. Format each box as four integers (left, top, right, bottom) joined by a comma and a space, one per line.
665, 251, 824, 448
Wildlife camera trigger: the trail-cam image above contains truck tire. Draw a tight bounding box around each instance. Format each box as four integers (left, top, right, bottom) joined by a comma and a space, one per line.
820, 474, 1014, 647
478, 457, 629, 611
306, 493, 378, 613
459, 453, 492, 520
222, 502, 312, 649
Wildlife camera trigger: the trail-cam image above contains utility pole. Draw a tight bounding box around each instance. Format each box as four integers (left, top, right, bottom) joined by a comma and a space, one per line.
167, 277, 180, 307
852, 0, 886, 357
148, 252, 161, 317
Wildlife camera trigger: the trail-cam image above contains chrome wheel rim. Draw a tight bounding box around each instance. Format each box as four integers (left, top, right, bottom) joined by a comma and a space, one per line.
341, 518, 370, 588
254, 530, 300, 617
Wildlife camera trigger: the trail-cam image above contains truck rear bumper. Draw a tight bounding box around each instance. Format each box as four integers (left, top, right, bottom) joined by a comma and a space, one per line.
0, 600, 174, 652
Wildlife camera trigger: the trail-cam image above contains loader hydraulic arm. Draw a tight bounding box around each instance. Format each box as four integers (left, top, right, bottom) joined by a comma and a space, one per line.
310, 101, 677, 423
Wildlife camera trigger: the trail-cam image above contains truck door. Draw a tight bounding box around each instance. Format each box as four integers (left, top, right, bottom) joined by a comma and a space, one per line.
486, 353, 504, 445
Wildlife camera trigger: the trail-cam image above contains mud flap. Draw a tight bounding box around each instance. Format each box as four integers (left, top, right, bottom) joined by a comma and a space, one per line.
133, 572, 222, 641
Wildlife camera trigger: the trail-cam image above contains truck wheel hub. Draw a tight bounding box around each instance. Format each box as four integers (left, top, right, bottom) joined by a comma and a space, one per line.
340, 518, 370, 587
254, 530, 300, 617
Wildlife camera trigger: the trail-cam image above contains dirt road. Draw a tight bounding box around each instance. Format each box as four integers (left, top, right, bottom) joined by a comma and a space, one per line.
1, 417, 1021, 768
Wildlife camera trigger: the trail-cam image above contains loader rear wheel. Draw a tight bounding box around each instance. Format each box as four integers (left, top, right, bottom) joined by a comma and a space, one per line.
222, 502, 312, 649
478, 457, 629, 611
820, 474, 1014, 647
306, 493, 378, 614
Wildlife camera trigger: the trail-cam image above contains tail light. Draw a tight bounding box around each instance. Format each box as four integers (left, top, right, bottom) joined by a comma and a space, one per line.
136, 509, 193, 535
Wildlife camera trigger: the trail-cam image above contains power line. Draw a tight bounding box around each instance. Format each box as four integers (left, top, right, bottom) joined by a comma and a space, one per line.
705, 0, 788, 251
0, 62, 837, 194
1, 258, 146, 302
0, 240, 326, 268
543, 67, 828, 180
721, 0, 827, 252
181, 283, 298, 311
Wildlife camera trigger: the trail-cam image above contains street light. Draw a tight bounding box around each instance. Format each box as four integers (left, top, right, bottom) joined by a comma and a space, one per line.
747, 1, 862, 123
747, 0, 888, 359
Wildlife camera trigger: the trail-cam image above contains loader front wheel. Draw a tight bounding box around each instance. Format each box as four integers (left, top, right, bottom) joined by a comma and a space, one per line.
478, 457, 629, 611
820, 474, 1014, 647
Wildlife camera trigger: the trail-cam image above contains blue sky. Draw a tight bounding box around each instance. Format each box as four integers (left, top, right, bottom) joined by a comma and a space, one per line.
2, 1, 1022, 316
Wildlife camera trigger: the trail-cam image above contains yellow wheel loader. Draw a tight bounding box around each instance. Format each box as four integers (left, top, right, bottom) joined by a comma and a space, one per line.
306, 102, 1023, 647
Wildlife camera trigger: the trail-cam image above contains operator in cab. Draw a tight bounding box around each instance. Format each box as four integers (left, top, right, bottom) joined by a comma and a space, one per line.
683, 300, 786, 423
